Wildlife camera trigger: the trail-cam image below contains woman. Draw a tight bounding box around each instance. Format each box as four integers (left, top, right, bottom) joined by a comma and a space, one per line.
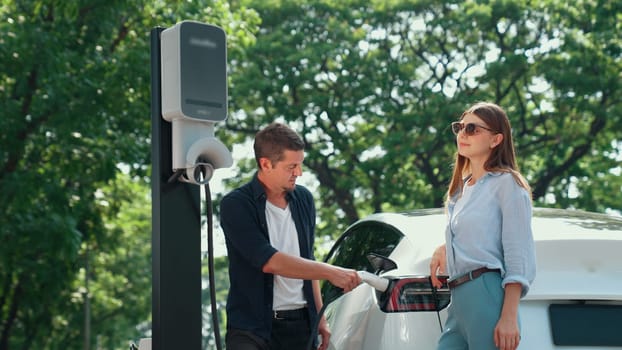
429, 102, 536, 350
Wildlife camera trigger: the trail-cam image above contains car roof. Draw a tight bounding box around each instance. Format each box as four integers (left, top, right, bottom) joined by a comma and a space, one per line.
350, 207, 622, 300
355, 207, 622, 238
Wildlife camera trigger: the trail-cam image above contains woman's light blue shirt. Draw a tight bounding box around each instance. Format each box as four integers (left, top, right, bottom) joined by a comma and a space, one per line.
445, 172, 536, 297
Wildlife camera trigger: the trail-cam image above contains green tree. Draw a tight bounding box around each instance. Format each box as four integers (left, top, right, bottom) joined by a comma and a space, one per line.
0, 0, 258, 349
225, 0, 622, 239
56, 175, 153, 350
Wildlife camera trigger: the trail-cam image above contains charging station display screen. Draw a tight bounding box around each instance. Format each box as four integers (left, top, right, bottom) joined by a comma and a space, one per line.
179, 22, 227, 121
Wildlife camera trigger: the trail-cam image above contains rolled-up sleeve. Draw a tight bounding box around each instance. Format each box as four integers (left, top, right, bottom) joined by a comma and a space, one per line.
497, 175, 537, 297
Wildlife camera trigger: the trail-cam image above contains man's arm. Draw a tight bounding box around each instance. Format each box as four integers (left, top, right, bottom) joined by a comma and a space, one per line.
262, 251, 360, 292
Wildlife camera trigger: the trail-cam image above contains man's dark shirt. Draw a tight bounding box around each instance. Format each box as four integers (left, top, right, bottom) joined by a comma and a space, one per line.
220, 173, 318, 341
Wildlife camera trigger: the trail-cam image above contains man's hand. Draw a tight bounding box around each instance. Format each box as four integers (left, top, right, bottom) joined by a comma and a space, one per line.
317, 315, 331, 350
328, 266, 361, 293
429, 244, 447, 288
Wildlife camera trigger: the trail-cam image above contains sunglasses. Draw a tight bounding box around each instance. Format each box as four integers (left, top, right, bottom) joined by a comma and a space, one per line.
451, 122, 496, 136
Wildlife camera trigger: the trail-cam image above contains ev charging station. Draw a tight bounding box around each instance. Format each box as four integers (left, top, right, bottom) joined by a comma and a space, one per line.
146, 21, 231, 350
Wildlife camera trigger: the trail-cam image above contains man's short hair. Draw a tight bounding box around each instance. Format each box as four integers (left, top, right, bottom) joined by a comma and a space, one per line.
253, 122, 305, 167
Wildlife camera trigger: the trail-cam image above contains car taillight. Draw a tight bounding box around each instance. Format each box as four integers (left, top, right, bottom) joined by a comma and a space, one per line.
379, 276, 450, 312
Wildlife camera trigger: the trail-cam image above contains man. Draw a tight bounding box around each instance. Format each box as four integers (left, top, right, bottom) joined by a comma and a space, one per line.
220, 122, 361, 350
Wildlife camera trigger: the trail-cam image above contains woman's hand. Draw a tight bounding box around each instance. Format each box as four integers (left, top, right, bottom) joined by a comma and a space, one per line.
494, 283, 522, 350
429, 244, 447, 288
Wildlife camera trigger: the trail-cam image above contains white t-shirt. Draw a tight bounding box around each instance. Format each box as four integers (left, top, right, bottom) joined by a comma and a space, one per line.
265, 201, 307, 310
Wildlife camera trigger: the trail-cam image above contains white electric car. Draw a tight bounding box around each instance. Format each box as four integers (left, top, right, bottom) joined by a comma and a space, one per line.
321, 208, 622, 350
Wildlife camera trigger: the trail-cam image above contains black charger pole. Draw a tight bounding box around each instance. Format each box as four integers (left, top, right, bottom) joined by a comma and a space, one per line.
150, 27, 202, 350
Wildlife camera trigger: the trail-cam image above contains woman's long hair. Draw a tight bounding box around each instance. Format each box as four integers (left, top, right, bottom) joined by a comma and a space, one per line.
446, 102, 531, 204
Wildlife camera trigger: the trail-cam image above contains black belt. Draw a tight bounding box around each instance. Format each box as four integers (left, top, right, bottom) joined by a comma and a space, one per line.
448, 267, 501, 289
273, 307, 308, 321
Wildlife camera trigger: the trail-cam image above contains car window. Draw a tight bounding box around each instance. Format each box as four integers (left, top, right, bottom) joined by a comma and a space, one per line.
549, 303, 622, 346
321, 221, 403, 303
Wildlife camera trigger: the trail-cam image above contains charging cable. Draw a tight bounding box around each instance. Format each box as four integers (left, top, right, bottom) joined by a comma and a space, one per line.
201, 169, 223, 350
430, 278, 444, 332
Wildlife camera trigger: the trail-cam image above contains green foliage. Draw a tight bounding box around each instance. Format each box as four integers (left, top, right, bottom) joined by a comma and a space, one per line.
0, 0, 259, 349
53, 175, 152, 349
225, 0, 622, 241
